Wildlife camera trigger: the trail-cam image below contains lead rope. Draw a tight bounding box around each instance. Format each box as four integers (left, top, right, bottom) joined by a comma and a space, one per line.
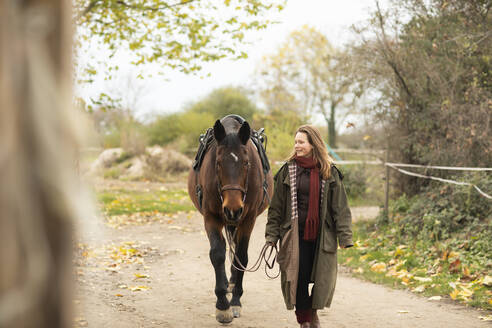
225, 227, 280, 279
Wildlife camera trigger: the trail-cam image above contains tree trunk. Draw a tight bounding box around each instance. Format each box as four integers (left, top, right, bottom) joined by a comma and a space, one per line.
328, 103, 337, 148
0, 1, 81, 327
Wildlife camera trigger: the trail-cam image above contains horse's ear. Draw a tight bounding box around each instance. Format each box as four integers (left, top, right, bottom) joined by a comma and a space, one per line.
238, 121, 251, 145
213, 119, 226, 143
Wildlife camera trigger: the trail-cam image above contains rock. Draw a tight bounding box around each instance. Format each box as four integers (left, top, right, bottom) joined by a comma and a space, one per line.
90, 148, 124, 172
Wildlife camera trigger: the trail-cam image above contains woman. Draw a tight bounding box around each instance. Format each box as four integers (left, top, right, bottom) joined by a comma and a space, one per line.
265, 125, 353, 328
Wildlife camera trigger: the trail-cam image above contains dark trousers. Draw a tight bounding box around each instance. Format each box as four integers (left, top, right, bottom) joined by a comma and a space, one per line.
295, 237, 316, 310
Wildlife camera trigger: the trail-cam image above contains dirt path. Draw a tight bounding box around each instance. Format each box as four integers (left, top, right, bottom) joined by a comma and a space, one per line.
75, 189, 490, 327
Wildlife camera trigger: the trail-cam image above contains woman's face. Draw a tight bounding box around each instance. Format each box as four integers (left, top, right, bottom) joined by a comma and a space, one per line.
294, 132, 313, 158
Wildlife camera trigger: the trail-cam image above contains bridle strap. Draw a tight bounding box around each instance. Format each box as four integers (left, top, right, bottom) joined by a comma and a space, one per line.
216, 163, 250, 203
221, 184, 246, 193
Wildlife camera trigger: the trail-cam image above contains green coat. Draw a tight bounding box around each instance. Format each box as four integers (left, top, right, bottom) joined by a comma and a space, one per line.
265, 161, 353, 310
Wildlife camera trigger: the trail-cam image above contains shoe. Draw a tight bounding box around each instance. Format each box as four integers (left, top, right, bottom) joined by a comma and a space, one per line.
300, 323, 311, 328
311, 310, 321, 328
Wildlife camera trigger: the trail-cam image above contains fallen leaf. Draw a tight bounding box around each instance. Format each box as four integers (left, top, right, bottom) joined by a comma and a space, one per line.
370, 262, 387, 273
482, 276, 492, 286
414, 277, 432, 282
115, 294, 124, 297
130, 285, 150, 291
398, 310, 409, 314
450, 289, 459, 300
479, 315, 492, 321
134, 273, 149, 279
354, 267, 364, 274
449, 259, 461, 273
428, 296, 441, 301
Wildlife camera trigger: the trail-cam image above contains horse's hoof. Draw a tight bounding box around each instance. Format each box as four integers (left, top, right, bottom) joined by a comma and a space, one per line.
231, 305, 242, 318
227, 283, 235, 293
216, 308, 234, 324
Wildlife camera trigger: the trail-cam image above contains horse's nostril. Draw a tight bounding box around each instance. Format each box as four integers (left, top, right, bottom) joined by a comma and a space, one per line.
224, 207, 243, 221
224, 207, 232, 219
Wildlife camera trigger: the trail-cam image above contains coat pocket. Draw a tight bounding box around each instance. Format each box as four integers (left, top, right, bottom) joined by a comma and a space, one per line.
322, 220, 337, 253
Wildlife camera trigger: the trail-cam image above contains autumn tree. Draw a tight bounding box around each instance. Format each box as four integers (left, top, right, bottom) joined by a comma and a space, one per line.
256, 25, 357, 147
350, 0, 491, 194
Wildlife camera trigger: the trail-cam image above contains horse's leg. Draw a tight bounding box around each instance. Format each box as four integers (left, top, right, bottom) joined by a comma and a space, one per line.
229, 231, 251, 318
206, 220, 233, 324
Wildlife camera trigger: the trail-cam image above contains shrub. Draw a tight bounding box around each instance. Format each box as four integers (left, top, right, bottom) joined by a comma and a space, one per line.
341, 165, 367, 199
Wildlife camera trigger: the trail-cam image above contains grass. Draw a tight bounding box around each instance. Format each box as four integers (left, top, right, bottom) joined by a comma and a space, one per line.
339, 219, 492, 310
97, 189, 195, 216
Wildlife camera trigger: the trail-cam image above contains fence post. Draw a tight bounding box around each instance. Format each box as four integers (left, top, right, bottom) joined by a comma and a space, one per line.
383, 149, 390, 222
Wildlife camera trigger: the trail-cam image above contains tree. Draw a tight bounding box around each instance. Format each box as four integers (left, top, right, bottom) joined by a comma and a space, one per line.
1, 0, 88, 327
186, 86, 259, 121
350, 0, 492, 194
74, 0, 285, 76
256, 26, 357, 147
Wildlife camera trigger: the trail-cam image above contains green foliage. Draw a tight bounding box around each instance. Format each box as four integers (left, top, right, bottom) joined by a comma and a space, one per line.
339, 215, 491, 310
147, 111, 214, 154
187, 86, 259, 122
103, 167, 121, 179
253, 108, 307, 161
74, 0, 285, 77
389, 173, 492, 239
97, 189, 194, 216
339, 171, 492, 310
341, 165, 367, 199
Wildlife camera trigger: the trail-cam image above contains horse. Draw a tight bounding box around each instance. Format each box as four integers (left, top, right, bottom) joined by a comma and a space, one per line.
188, 115, 273, 324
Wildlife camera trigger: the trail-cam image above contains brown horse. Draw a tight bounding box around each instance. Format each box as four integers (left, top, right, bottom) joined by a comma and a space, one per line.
188, 115, 273, 324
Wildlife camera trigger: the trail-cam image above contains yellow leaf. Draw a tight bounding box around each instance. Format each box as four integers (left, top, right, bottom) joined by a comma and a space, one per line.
450, 289, 459, 300
394, 248, 404, 257
448, 251, 460, 259
459, 287, 473, 298
134, 273, 149, 279
401, 276, 411, 285
130, 285, 150, 292
370, 262, 387, 273
115, 294, 123, 297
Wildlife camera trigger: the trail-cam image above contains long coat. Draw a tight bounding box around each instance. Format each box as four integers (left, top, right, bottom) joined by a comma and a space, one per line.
265, 161, 353, 310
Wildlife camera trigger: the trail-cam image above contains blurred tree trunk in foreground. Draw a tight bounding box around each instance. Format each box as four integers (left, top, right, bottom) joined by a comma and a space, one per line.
0, 0, 84, 327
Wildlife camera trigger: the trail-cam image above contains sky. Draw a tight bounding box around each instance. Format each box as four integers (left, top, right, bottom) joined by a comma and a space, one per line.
76, 0, 387, 123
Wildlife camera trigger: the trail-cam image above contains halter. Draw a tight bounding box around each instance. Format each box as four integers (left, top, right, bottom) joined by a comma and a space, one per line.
216, 161, 250, 210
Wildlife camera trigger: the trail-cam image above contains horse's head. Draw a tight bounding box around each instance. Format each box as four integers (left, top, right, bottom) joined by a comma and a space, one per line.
213, 119, 251, 224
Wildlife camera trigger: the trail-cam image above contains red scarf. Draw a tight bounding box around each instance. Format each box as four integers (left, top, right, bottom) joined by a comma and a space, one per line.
295, 155, 320, 241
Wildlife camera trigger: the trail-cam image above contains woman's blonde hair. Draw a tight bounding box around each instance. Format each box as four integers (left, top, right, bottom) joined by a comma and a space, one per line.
287, 125, 333, 179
